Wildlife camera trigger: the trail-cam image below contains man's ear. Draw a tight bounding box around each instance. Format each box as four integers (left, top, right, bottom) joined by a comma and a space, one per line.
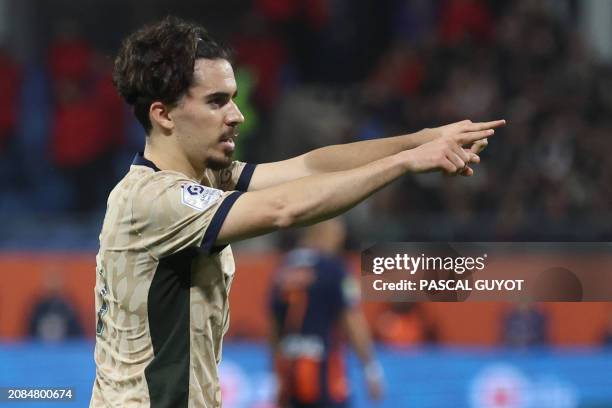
150, 101, 174, 131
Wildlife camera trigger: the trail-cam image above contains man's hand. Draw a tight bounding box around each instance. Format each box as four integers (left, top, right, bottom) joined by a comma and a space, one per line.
406, 119, 505, 176
470, 138, 489, 155
364, 360, 385, 401
457, 138, 489, 176
429, 119, 506, 141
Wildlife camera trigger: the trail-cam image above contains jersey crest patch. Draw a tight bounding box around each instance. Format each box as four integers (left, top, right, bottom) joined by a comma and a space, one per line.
181, 183, 222, 212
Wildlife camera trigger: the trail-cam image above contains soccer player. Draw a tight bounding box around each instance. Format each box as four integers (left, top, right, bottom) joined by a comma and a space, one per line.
91, 15, 504, 408
270, 219, 383, 408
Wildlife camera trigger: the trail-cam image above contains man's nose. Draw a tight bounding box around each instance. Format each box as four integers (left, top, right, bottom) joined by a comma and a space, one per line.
226, 101, 245, 126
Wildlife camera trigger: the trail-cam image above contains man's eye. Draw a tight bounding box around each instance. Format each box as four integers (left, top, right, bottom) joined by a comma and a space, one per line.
209, 98, 227, 107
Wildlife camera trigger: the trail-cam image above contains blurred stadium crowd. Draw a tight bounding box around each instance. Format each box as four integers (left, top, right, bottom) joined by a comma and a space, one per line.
1, 0, 611, 248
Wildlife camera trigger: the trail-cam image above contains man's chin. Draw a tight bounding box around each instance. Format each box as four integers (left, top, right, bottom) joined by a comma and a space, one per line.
205, 154, 233, 171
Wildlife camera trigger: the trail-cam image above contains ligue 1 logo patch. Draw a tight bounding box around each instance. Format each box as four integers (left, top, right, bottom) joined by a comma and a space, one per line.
181, 183, 222, 211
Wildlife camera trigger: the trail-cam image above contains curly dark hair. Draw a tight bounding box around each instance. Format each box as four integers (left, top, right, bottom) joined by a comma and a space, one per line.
113, 16, 231, 133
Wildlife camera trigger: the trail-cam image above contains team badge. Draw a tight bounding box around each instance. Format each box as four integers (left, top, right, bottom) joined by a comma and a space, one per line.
181, 183, 222, 211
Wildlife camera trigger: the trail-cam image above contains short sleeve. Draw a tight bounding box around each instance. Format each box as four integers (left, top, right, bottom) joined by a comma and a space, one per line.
131, 174, 242, 258
208, 161, 256, 192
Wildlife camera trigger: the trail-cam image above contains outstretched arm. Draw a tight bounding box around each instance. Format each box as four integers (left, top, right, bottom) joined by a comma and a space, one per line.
342, 308, 384, 401
247, 119, 505, 190
217, 126, 495, 245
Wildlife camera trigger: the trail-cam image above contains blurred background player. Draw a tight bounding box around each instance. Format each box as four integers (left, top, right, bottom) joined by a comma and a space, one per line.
27, 266, 84, 342
270, 219, 384, 408
501, 302, 548, 349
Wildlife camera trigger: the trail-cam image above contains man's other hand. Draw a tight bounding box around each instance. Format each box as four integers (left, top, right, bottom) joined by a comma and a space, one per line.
406, 119, 505, 176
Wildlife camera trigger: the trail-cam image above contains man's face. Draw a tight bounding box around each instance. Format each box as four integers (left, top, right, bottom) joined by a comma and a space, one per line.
171, 58, 244, 171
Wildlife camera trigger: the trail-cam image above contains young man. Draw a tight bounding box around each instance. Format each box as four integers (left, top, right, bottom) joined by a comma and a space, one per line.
91, 15, 504, 408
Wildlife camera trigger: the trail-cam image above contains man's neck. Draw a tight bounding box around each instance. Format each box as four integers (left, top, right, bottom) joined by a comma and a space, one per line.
143, 140, 204, 181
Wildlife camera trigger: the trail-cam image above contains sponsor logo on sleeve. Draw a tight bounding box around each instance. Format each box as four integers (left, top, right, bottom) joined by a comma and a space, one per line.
181, 183, 222, 212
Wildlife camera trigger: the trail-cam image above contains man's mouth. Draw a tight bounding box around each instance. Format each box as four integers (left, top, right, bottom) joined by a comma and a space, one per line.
219, 134, 236, 153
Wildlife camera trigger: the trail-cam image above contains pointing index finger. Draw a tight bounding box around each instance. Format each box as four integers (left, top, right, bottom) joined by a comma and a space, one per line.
468, 119, 506, 131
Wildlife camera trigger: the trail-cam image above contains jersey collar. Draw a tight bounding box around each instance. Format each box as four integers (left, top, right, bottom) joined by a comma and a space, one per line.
132, 152, 161, 172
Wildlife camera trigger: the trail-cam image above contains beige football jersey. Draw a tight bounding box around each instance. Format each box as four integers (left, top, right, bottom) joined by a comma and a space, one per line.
90, 153, 255, 408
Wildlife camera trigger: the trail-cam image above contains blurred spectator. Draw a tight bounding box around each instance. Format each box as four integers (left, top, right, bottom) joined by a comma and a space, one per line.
0, 48, 23, 190
232, 11, 288, 111
374, 302, 438, 346
438, 0, 494, 45
48, 23, 124, 213
364, 41, 426, 108
0, 48, 22, 153
502, 303, 548, 348
48, 20, 93, 84
255, 0, 329, 82
270, 219, 384, 407
393, 0, 438, 44
27, 268, 83, 342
